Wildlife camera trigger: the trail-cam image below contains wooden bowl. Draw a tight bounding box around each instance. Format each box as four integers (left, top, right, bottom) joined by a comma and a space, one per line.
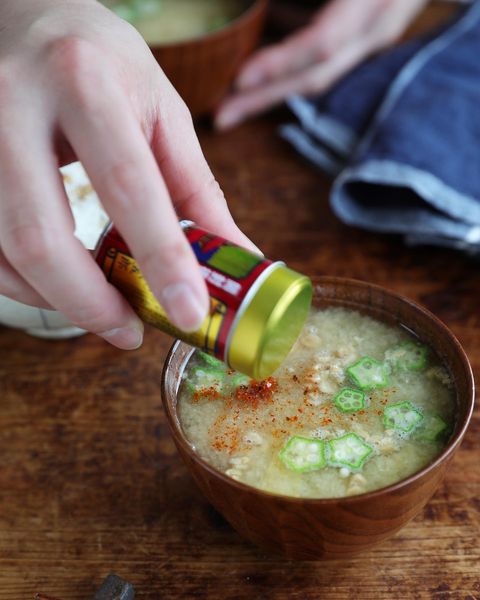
161, 277, 475, 560
150, 0, 268, 118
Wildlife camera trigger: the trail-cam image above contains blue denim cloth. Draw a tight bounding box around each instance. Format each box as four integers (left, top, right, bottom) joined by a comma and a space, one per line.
280, 1, 480, 253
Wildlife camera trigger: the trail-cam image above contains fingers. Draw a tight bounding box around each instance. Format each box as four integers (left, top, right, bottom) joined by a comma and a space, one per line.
235, 27, 332, 92
217, 0, 428, 129
0, 249, 52, 309
216, 39, 369, 130
55, 37, 210, 332
235, 0, 372, 92
0, 103, 144, 349
150, 87, 260, 254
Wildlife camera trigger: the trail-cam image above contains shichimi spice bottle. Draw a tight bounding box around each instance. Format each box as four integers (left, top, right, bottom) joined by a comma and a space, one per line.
94, 221, 312, 378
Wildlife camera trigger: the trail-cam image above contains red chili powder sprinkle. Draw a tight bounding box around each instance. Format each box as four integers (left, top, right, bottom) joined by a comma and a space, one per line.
212, 426, 240, 454
193, 386, 222, 402
235, 376, 278, 408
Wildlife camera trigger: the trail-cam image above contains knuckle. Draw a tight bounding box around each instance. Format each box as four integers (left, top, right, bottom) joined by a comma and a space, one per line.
257, 54, 281, 80
101, 158, 147, 210
312, 40, 335, 62
71, 300, 115, 332
175, 176, 225, 213
47, 36, 104, 106
2, 224, 57, 270
47, 35, 95, 71
139, 238, 192, 277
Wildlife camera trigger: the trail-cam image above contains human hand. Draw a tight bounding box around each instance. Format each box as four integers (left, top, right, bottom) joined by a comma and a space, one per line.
0, 0, 257, 349
216, 0, 428, 129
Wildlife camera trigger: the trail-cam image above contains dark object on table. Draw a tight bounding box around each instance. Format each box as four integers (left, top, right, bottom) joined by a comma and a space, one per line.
150, 0, 267, 118
35, 574, 135, 600
92, 574, 135, 600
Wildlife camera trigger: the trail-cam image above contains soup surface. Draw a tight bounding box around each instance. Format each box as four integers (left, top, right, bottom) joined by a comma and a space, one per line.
103, 0, 245, 44
178, 308, 455, 498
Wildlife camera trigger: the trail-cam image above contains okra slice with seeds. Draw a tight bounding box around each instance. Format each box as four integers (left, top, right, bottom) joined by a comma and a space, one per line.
415, 414, 448, 442
186, 365, 225, 393
334, 388, 366, 413
279, 436, 326, 473
230, 372, 251, 389
385, 341, 428, 372
198, 351, 224, 369
327, 433, 373, 470
346, 356, 389, 390
384, 401, 423, 433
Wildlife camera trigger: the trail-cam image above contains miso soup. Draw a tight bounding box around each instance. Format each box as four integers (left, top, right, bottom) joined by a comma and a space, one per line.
103, 0, 246, 44
178, 308, 455, 499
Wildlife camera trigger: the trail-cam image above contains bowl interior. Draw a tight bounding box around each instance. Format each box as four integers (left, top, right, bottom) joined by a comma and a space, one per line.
161, 277, 474, 503
144, 0, 265, 48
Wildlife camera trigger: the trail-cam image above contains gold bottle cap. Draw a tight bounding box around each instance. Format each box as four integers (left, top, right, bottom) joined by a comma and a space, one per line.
227, 265, 312, 379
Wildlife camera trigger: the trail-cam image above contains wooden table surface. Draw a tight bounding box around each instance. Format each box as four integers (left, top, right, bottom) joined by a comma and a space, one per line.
1, 4, 479, 599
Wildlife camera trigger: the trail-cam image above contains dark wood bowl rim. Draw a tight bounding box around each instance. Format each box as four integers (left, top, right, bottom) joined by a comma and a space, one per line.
161, 276, 475, 505
148, 0, 268, 50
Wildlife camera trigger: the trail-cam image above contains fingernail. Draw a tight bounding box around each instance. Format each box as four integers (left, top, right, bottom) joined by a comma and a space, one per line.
161, 282, 208, 332
215, 109, 242, 131
99, 323, 144, 350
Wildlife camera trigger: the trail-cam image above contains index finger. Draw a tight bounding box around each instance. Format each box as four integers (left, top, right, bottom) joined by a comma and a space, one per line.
57, 41, 210, 332
151, 82, 260, 254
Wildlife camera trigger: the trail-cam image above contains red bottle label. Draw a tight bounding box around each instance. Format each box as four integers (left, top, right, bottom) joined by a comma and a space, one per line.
95, 223, 273, 360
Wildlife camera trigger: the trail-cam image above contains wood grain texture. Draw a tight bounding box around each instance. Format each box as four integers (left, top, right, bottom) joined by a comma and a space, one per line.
0, 3, 479, 598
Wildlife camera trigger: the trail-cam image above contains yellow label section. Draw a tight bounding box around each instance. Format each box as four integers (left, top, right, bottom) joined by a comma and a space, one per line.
104, 249, 226, 352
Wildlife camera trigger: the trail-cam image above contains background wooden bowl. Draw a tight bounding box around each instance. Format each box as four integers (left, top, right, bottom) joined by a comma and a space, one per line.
161, 277, 475, 560
150, 0, 268, 118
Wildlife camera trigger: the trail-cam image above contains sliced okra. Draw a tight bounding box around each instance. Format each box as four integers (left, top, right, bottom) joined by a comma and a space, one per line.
198, 351, 225, 369
415, 414, 448, 442
383, 401, 423, 433
230, 372, 251, 389
327, 433, 373, 470
385, 341, 428, 372
346, 356, 389, 390
279, 436, 326, 473
334, 388, 366, 413
186, 365, 225, 393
